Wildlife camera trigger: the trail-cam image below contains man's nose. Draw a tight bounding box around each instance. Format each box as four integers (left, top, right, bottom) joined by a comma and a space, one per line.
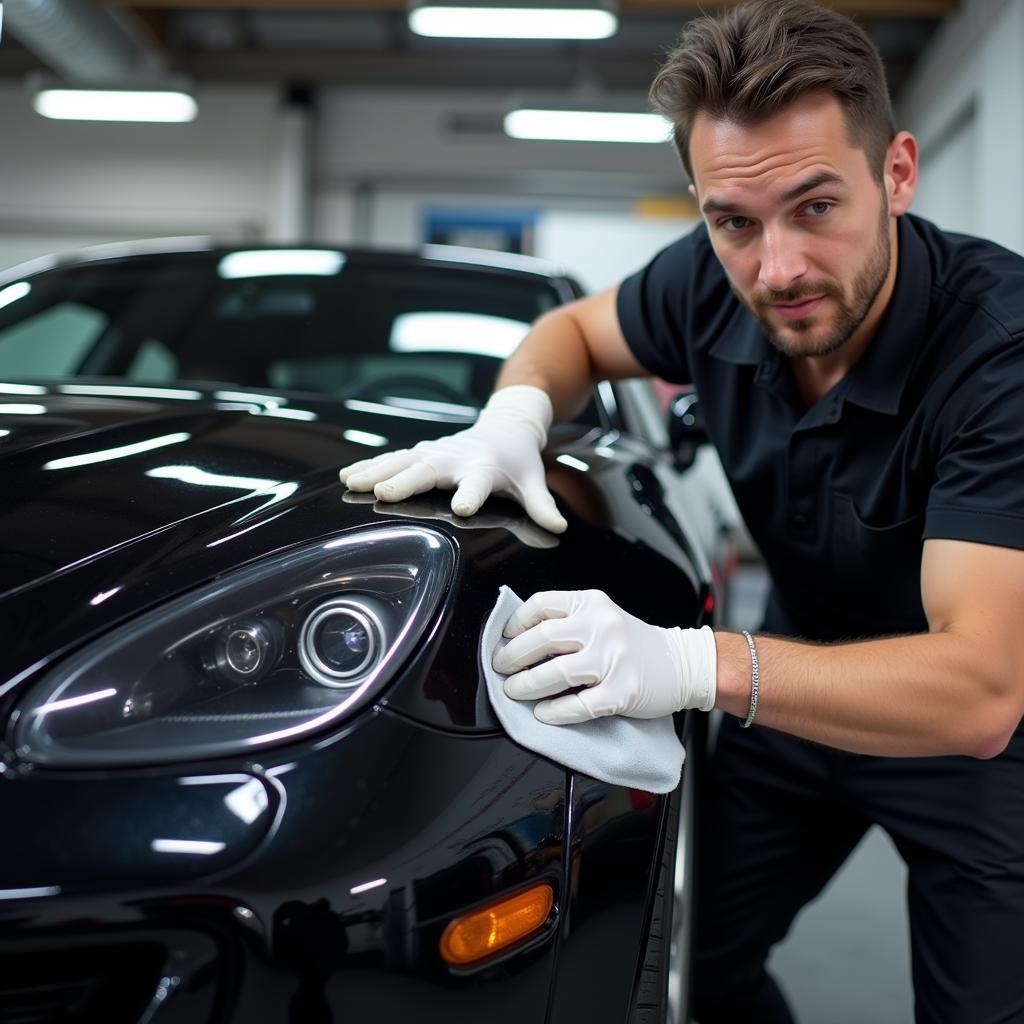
758, 228, 807, 293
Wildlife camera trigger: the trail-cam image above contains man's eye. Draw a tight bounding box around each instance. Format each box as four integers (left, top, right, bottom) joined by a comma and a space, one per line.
805, 201, 834, 217
720, 216, 750, 233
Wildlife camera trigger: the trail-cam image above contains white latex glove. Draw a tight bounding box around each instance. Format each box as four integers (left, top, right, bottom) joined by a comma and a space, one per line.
492, 589, 717, 725
338, 384, 567, 534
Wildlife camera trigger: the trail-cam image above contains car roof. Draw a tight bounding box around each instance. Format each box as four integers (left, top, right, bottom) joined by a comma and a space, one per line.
0, 237, 577, 290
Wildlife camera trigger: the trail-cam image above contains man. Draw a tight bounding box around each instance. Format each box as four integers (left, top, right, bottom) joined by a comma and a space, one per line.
340, 0, 1024, 1019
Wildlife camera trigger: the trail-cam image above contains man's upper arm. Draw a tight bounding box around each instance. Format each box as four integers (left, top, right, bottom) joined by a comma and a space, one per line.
922, 538, 1024, 709
563, 284, 652, 381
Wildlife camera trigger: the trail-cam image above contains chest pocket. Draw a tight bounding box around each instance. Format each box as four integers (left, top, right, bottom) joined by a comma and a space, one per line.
833, 494, 927, 630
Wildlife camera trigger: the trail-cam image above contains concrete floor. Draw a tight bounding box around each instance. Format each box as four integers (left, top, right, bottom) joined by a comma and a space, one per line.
770, 826, 913, 1023
725, 565, 916, 1024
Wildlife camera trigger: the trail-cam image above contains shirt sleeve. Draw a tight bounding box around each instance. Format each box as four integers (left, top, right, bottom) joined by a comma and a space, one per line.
615, 230, 699, 385
924, 344, 1024, 551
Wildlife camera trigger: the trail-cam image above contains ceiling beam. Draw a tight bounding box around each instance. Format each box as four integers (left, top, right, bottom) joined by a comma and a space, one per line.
176, 49, 661, 89
165, 47, 923, 95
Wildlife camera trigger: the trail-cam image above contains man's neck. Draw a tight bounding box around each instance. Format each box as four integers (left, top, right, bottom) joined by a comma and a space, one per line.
790, 335, 872, 406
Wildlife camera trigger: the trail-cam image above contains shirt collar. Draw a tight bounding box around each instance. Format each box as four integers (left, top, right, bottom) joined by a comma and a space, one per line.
842, 215, 931, 415
707, 306, 773, 366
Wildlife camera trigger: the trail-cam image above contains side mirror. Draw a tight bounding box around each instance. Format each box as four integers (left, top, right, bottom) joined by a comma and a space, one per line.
667, 387, 706, 472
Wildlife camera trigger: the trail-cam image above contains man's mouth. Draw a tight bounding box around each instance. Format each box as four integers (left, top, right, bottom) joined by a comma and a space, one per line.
770, 296, 825, 321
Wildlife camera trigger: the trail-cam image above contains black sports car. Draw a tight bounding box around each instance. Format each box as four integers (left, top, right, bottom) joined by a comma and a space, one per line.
0, 241, 724, 1024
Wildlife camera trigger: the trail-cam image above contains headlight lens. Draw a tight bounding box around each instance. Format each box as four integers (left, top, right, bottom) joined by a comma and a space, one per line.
299, 599, 383, 686
10, 525, 455, 767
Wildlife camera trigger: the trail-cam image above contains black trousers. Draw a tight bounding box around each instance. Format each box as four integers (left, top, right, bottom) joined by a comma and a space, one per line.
692, 716, 1024, 1024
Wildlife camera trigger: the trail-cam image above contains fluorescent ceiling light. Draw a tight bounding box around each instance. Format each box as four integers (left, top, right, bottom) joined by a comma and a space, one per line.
218, 250, 346, 279
33, 88, 197, 123
505, 108, 671, 143
409, 6, 616, 39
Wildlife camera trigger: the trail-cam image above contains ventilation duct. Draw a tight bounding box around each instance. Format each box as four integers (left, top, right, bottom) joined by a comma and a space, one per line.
5, 0, 161, 83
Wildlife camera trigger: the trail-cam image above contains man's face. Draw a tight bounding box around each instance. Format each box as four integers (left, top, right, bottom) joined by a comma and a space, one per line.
688, 92, 894, 359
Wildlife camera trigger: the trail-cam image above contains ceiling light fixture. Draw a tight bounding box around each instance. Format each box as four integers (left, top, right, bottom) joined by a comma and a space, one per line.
27, 73, 197, 124
33, 87, 197, 123
504, 108, 671, 144
408, 0, 616, 40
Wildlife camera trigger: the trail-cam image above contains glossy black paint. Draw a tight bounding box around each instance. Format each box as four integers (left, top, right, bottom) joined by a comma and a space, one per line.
547, 774, 668, 1024
4, 770, 277, 890
5, 713, 569, 1021
0, 245, 711, 1023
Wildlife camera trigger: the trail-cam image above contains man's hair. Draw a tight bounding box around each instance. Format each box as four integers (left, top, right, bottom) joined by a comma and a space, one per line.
650, 0, 897, 182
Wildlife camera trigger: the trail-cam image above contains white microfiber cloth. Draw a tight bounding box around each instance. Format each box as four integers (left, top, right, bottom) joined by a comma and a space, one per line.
480, 585, 685, 794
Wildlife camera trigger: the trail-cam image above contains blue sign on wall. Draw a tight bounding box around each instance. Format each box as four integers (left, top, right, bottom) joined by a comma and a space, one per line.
424, 208, 539, 255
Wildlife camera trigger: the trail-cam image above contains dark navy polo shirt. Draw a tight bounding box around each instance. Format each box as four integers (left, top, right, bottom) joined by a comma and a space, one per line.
617, 214, 1024, 641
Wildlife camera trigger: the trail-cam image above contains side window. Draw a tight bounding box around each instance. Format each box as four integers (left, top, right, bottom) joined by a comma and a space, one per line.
127, 338, 178, 381
0, 303, 106, 377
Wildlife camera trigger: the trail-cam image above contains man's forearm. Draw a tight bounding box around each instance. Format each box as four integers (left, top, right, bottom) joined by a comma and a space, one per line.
495, 284, 644, 424
495, 308, 597, 423
715, 630, 1019, 759
495, 301, 606, 421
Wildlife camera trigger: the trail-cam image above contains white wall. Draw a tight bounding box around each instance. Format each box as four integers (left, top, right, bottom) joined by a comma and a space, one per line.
535, 209, 698, 293
0, 83, 292, 268
0, 80, 691, 283
311, 87, 691, 277
314, 88, 681, 183
911, 113, 977, 237
898, 0, 1024, 253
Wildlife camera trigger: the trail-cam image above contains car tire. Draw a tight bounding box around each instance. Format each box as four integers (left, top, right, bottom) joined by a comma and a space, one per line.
629, 712, 704, 1024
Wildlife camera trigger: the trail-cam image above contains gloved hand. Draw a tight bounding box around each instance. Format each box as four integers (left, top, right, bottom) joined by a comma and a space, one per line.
492, 589, 717, 725
338, 384, 567, 534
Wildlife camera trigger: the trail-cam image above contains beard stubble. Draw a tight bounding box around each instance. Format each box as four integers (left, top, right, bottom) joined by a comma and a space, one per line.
743, 202, 892, 359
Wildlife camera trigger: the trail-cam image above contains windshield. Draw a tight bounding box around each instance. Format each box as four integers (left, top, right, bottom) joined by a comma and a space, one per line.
0, 250, 568, 411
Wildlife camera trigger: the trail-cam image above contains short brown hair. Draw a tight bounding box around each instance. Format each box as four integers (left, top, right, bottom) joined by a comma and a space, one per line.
650, 0, 897, 182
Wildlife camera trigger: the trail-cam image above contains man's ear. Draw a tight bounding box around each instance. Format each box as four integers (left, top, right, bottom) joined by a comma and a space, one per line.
886, 131, 918, 217
688, 183, 698, 201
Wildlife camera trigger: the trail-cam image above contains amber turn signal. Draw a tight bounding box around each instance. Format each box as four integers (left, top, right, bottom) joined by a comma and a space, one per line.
440, 883, 554, 966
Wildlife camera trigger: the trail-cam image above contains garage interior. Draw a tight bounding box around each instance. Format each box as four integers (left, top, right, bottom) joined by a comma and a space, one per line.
2, 0, 1021, 1019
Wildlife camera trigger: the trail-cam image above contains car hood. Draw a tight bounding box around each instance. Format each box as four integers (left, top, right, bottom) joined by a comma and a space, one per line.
0, 385, 463, 601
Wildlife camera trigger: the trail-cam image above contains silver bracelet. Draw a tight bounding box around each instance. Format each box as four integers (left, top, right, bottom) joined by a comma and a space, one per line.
739, 630, 760, 728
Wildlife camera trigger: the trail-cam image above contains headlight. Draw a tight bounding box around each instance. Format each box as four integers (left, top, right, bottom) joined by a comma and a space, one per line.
9, 526, 455, 767
299, 599, 384, 686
